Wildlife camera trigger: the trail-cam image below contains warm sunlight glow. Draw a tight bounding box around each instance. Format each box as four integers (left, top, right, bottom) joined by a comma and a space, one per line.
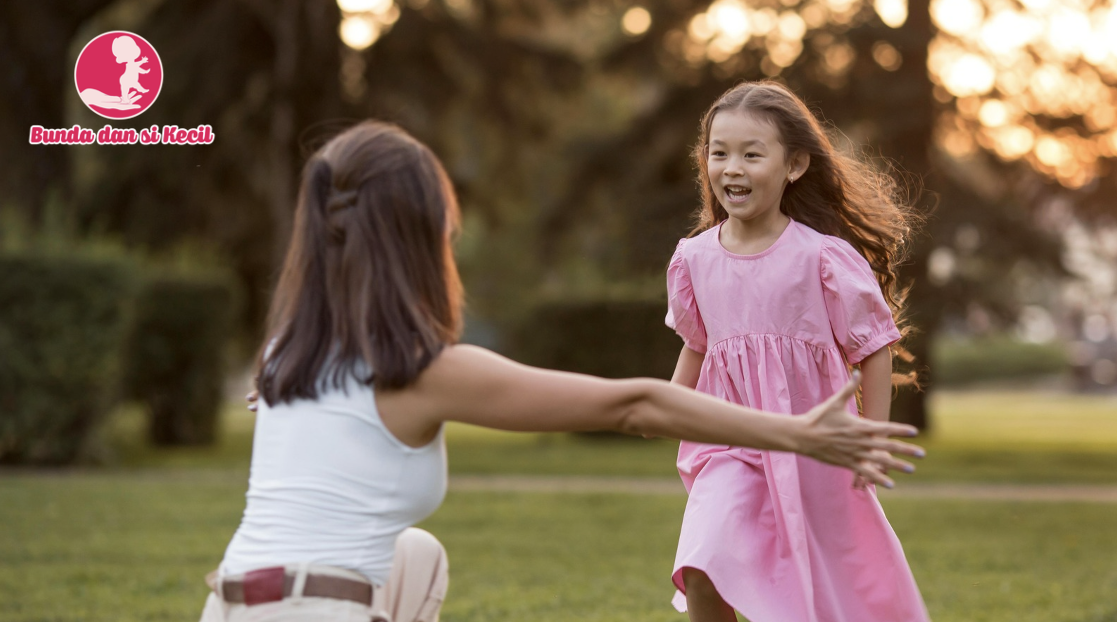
689, 13, 715, 41
682, 0, 829, 71
622, 6, 652, 36
337, 0, 392, 13
931, 0, 983, 36
979, 11, 1040, 57
874, 0, 908, 28
1047, 9, 1091, 57
710, 0, 750, 40
1035, 135, 1072, 167
942, 53, 996, 96
978, 99, 1008, 127
929, 0, 1117, 188
340, 14, 380, 50
941, 127, 977, 157
336, 0, 397, 50
824, 42, 856, 75
778, 12, 807, 41
992, 126, 1034, 160
685, 0, 752, 64
872, 41, 902, 71
750, 8, 777, 36
768, 38, 804, 67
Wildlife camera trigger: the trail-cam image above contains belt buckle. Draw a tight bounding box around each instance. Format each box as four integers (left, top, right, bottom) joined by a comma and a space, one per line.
243, 566, 287, 605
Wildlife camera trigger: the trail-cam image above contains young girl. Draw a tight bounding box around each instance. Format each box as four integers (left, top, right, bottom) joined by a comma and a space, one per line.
203, 120, 922, 622
666, 82, 930, 622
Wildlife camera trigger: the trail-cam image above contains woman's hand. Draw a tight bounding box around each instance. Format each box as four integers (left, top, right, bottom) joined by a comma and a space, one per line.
246, 390, 259, 412
798, 371, 924, 489
851, 450, 891, 490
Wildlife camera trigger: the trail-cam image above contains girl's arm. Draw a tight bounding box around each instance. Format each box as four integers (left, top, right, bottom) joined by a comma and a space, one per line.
858, 346, 893, 422
376, 345, 921, 487
671, 346, 704, 389
852, 345, 896, 488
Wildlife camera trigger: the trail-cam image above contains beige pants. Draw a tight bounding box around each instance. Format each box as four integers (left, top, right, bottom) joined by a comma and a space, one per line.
199, 528, 449, 622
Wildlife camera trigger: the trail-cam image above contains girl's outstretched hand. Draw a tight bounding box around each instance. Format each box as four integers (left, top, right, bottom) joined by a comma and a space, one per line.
247, 390, 259, 412
799, 371, 924, 489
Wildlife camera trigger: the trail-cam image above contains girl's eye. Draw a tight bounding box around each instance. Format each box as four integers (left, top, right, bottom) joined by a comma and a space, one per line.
711, 151, 727, 157
745, 153, 760, 158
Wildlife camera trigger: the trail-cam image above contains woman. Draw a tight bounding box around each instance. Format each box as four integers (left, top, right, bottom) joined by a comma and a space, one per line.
200, 121, 923, 622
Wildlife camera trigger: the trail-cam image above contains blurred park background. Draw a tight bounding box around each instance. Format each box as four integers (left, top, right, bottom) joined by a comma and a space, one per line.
3, 0, 1117, 620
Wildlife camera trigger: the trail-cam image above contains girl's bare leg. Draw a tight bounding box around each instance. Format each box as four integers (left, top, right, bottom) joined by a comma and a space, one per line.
682, 568, 736, 622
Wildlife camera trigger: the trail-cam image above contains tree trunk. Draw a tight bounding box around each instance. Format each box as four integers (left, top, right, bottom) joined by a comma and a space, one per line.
857, 0, 939, 429
0, 0, 117, 225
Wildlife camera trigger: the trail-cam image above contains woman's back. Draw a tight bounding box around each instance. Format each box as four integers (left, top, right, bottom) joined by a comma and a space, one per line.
220, 361, 446, 586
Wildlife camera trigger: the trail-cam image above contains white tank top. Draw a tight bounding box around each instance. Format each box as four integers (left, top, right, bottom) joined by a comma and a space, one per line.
219, 359, 446, 585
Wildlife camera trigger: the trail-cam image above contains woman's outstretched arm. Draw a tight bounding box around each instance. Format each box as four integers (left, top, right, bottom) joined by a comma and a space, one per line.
375, 345, 923, 488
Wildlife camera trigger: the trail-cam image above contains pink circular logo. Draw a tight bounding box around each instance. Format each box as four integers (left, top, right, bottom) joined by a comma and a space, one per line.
74, 31, 163, 120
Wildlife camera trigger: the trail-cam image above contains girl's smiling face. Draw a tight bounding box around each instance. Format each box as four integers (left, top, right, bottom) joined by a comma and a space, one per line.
707, 109, 806, 225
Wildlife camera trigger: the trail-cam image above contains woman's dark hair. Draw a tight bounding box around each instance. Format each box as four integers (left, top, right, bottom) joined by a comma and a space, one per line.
693, 81, 922, 383
256, 121, 463, 405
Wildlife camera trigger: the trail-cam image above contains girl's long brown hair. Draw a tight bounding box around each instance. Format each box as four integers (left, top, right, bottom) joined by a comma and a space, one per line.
256, 121, 463, 405
693, 81, 921, 380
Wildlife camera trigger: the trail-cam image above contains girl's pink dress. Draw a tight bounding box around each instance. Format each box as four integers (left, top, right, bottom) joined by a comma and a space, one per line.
666, 218, 929, 622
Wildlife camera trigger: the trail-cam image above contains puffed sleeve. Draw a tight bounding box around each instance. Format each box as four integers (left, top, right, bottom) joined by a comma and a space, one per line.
820, 237, 901, 365
665, 239, 708, 354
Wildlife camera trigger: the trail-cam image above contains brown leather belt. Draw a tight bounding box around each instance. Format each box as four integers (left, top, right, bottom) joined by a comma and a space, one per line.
220, 566, 374, 606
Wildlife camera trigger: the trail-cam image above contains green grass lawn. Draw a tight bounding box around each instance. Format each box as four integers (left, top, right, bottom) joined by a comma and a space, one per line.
2, 475, 1116, 622
3, 388, 1115, 621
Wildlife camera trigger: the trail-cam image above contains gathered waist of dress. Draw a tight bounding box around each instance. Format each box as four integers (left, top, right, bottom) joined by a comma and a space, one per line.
704, 332, 840, 354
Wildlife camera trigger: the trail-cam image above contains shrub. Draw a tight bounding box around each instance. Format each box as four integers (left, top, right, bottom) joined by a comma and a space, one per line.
0, 254, 136, 464
932, 335, 1069, 386
508, 299, 681, 380
123, 273, 237, 446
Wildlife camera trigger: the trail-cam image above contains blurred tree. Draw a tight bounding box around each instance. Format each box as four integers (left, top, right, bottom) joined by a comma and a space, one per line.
67, 0, 348, 336
0, 0, 118, 223
12, 0, 1113, 429
515, 0, 1083, 428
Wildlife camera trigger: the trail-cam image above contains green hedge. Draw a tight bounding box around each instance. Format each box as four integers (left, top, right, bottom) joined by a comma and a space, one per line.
123, 274, 236, 446
0, 255, 136, 465
508, 303, 1070, 391
508, 299, 681, 380
932, 335, 1069, 386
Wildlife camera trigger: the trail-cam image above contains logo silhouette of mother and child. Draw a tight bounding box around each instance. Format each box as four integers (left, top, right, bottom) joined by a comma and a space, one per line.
78, 35, 152, 111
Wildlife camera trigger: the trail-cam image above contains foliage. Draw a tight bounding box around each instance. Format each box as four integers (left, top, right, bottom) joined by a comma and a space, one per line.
0, 253, 136, 464
933, 335, 1068, 386
0, 0, 117, 224
1, 206, 240, 455
8, 0, 1111, 434
123, 272, 238, 445
507, 299, 681, 380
